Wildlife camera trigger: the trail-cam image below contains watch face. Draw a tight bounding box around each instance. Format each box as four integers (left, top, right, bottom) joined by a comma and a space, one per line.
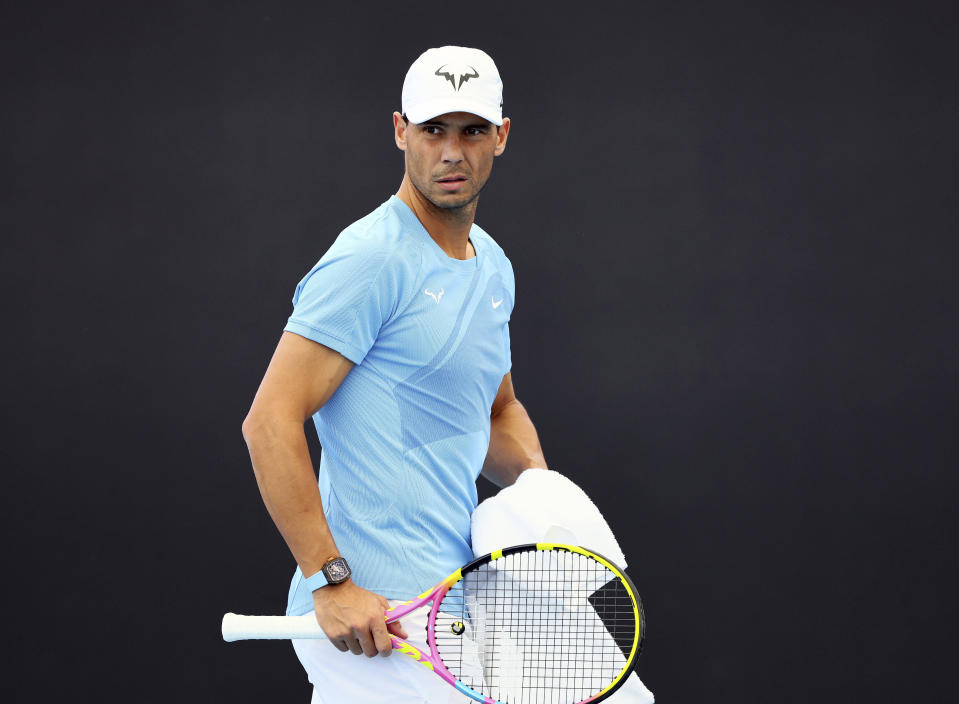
324, 558, 350, 583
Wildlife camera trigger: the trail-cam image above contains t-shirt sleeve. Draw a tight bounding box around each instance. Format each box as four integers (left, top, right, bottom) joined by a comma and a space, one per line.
502, 252, 515, 375
284, 239, 405, 364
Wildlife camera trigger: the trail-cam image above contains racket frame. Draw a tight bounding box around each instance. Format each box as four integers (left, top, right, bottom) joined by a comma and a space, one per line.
384, 542, 644, 704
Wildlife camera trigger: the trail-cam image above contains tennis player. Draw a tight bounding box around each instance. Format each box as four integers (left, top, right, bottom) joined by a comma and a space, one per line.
241, 46, 548, 702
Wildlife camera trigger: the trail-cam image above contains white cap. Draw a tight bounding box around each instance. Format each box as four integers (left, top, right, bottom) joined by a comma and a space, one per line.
401, 46, 504, 126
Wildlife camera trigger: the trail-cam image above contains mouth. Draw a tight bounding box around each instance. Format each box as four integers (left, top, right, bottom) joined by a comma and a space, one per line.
435, 174, 469, 191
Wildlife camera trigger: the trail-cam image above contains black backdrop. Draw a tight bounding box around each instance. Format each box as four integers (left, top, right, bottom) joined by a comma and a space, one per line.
5, 2, 957, 701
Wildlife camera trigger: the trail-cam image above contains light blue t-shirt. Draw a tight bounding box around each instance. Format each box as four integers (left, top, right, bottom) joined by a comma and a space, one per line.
284, 196, 514, 615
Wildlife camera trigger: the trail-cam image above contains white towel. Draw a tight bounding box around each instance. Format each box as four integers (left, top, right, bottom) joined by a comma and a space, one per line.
470, 468, 655, 703
471, 468, 627, 565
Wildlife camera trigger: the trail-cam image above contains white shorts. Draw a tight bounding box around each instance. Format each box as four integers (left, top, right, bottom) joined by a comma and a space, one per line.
291, 602, 471, 704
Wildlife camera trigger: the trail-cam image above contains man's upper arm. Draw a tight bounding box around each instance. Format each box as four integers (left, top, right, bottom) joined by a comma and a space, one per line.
490, 372, 517, 419
245, 331, 354, 426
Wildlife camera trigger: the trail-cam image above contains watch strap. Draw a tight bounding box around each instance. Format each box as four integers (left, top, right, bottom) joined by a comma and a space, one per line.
302, 569, 329, 592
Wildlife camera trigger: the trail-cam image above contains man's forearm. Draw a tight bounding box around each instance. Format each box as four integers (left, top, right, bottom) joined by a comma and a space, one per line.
482, 398, 547, 488
242, 414, 339, 579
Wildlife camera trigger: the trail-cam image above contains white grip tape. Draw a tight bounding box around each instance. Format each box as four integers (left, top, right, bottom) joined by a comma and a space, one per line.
221, 613, 327, 642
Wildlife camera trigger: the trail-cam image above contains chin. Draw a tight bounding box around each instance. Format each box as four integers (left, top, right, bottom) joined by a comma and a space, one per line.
430, 191, 475, 210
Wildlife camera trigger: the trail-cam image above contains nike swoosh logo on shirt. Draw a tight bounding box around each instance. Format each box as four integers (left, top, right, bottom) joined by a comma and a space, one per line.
492, 296, 503, 309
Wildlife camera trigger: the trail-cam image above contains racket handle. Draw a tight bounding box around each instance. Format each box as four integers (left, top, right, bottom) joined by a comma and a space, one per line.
221, 613, 327, 642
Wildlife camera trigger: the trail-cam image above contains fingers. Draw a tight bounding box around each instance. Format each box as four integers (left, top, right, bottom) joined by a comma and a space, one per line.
360, 597, 392, 657
348, 634, 366, 656
328, 633, 367, 656
375, 596, 401, 654
314, 584, 400, 657
319, 618, 393, 657
333, 621, 389, 658
387, 619, 409, 641
370, 616, 394, 657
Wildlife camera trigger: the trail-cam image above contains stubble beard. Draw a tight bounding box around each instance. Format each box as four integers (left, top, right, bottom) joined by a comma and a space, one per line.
407, 158, 491, 219
416, 175, 484, 217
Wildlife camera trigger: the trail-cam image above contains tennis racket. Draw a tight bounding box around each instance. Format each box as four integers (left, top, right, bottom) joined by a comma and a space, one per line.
223, 543, 645, 704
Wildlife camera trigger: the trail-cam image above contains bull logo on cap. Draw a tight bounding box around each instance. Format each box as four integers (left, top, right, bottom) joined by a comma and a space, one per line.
434, 64, 479, 91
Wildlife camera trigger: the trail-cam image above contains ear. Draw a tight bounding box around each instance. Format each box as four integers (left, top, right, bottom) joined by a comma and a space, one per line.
393, 111, 408, 151
493, 117, 511, 157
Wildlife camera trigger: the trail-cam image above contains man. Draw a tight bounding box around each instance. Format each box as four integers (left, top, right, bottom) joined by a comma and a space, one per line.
241, 46, 548, 702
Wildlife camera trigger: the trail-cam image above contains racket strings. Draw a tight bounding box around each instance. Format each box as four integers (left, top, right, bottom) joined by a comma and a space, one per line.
434, 549, 641, 704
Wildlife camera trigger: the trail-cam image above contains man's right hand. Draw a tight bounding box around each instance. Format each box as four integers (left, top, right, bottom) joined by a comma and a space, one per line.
312, 580, 409, 657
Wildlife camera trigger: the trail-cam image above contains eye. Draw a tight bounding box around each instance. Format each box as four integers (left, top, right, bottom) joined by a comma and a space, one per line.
423, 125, 442, 135
465, 127, 486, 136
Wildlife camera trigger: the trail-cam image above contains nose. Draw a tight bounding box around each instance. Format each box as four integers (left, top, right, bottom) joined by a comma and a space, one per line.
441, 134, 464, 164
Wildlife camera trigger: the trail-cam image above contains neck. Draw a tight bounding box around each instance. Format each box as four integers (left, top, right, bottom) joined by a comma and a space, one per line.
396, 175, 477, 260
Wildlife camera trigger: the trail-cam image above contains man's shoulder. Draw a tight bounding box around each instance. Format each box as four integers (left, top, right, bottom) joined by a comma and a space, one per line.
471, 223, 513, 273
293, 199, 424, 303
308, 199, 426, 287
333, 198, 423, 255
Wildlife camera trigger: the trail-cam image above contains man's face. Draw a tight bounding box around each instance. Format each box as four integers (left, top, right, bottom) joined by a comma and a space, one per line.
394, 111, 510, 211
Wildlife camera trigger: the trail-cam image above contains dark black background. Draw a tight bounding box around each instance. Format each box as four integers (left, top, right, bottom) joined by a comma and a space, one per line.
4, 1, 957, 701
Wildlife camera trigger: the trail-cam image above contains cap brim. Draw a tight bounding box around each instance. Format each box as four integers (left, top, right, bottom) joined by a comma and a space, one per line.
405, 98, 503, 126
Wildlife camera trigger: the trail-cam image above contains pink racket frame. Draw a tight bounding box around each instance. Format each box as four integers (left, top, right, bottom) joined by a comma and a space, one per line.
381, 570, 502, 703
382, 569, 612, 704
380, 544, 640, 704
